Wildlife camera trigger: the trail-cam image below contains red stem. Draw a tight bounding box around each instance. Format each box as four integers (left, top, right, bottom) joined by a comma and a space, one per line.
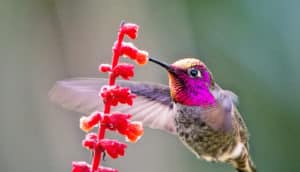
91, 148, 101, 171
91, 24, 125, 172
109, 29, 125, 85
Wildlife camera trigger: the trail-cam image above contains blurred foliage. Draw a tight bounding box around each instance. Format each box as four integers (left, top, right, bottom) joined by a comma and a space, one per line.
0, 0, 299, 172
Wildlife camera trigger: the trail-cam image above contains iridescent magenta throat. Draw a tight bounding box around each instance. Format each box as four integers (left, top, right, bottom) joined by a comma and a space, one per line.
172, 70, 216, 107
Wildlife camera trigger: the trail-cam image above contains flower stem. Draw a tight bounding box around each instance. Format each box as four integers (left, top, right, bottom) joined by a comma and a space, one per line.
92, 22, 126, 172
109, 27, 125, 85
91, 148, 101, 172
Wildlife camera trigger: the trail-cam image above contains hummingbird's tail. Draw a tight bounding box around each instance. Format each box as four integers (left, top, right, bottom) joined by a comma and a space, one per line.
230, 148, 256, 172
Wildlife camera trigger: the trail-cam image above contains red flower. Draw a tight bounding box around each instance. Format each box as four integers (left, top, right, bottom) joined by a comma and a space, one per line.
80, 112, 103, 132
99, 139, 127, 159
119, 42, 148, 65
82, 133, 98, 150
82, 133, 128, 159
134, 50, 148, 65
99, 63, 134, 80
111, 63, 134, 80
100, 85, 136, 106
72, 161, 118, 172
102, 113, 144, 143
99, 64, 112, 73
72, 161, 90, 172
125, 122, 144, 143
120, 23, 139, 39
103, 113, 131, 134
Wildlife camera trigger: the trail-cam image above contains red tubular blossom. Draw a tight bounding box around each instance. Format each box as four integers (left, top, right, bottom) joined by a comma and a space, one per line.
82, 133, 98, 150
103, 113, 131, 134
111, 63, 134, 80
72, 161, 118, 172
100, 85, 136, 106
99, 64, 112, 73
135, 50, 148, 65
80, 112, 103, 132
102, 113, 144, 142
125, 122, 144, 143
119, 42, 148, 65
120, 23, 139, 39
72, 161, 91, 172
100, 139, 127, 159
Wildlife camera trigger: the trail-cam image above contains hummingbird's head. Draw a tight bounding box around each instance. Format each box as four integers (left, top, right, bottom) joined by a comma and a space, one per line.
149, 57, 216, 107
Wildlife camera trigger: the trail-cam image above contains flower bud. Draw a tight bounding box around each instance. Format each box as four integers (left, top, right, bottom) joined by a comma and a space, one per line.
111, 63, 134, 80
72, 161, 90, 172
99, 64, 112, 73
100, 139, 127, 159
80, 112, 102, 132
120, 23, 139, 39
125, 121, 144, 143
82, 133, 98, 150
100, 85, 136, 106
119, 42, 149, 65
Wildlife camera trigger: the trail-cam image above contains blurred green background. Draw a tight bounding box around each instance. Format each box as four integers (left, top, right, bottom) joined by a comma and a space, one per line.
0, 0, 299, 171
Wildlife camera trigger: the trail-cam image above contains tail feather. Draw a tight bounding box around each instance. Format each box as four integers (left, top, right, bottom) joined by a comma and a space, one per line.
231, 148, 256, 172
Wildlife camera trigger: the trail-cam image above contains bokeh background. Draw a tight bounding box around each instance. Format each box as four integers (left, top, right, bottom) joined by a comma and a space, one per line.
0, 0, 299, 171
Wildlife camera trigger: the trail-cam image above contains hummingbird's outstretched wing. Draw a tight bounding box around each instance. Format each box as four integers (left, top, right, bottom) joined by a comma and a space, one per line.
49, 78, 176, 134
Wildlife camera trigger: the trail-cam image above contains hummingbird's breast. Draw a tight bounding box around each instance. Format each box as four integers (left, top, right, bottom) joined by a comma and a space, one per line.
173, 103, 238, 162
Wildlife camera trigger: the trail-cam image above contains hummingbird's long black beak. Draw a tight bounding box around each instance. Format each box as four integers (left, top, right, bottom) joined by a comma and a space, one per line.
149, 57, 174, 73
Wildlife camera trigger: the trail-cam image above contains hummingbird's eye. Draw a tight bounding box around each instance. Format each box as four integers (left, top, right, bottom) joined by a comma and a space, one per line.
187, 68, 202, 78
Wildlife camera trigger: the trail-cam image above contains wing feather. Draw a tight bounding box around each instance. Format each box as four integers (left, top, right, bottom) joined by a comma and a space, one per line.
49, 78, 176, 134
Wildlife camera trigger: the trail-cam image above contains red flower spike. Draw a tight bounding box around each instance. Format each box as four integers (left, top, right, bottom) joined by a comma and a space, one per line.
99, 64, 112, 73
100, 85, 136, 106
120, 23, 139, 39
80, 112, 103, 132
111, 63, 134, 80
82, 133, 98, 150
125, 121, 144, 143
72, 22, 145, 172
100, 139, 127, 159
72, 161, 91, 172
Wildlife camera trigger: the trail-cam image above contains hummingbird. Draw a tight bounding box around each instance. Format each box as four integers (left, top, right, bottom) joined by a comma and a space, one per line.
49, 57, 256, 172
